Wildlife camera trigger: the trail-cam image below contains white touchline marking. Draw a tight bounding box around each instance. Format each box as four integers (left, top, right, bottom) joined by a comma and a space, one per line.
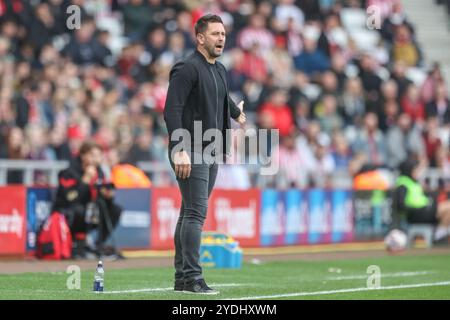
328, 271, 435, 281
103, 283, 243, 294
229, 281, 450, 300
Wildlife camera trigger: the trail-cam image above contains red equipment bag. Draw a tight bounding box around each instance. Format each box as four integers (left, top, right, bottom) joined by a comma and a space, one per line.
36, 211, 73, 260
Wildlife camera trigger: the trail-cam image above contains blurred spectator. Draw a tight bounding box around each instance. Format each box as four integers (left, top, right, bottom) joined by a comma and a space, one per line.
331, 131, 352, 170
339, 77, 365, 126
317, 13, 348, 58
400, 83, 425, 126
352, 112, 387, 169
380, 1, 415, 43
421, 63, 445, 104
122, 0, 153, 41
366, 0, 400, 21
237, 13, 274, 53
159, 31, 191, 67
272, 131, 312, 188
358, 53, 383, 111
293, 25, 330, 77
309, 133, 335, 187
379, 99, 400, 133
4, 127, 28, 179
425, 82, 450, 126
63, 18, 109, 66
315, 94, 343, 135
386, 113, 426, 169
28, 2, 62, 51
293, 97, 311, 133
423, 117, 443, 167
390, 23, 422, 67
265, 35, 294, 88
390, 61, 413, 98
125, 129, 156, 165
258, 88, 294, 137
274, 0, 305, 32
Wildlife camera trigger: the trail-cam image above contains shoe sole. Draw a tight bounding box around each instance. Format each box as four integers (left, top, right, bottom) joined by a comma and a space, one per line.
182, 290, 220, 295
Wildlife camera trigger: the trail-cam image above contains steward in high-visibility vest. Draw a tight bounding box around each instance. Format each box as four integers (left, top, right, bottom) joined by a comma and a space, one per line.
395, 159, 437, 225
396, 175, 430, 209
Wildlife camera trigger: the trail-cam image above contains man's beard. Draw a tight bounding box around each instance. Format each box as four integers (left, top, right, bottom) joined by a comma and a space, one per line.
206, 43, 222, 58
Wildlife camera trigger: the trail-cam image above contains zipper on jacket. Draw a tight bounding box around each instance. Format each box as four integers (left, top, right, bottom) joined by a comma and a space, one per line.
209, 65, 219, 130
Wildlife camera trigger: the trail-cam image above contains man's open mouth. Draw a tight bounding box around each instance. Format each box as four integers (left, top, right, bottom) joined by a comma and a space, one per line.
215, 44, 223, 49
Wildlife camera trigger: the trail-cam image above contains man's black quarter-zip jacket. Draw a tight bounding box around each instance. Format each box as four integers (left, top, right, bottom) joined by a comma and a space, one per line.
163, 49, 242, 157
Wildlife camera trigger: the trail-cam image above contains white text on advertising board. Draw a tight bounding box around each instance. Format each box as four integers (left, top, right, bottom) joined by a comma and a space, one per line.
0, 209, 23, 238
214, 198, 256, 238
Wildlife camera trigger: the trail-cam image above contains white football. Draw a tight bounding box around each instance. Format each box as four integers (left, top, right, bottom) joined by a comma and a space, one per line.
384, 229, 408, 252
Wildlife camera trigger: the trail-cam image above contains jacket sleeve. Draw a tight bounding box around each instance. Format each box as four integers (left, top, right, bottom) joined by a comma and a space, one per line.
54, 169, 91, 210
163, 61, 197, 149
229, 96, 242, 120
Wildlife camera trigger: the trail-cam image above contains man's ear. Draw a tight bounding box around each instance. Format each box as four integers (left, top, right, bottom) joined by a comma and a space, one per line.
196, 33, 205, 45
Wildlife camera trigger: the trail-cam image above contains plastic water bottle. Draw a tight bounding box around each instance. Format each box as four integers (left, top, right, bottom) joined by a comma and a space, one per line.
93, 261, 104, 293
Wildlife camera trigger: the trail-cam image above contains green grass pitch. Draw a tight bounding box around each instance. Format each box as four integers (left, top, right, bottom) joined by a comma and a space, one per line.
1, 254, 450, 300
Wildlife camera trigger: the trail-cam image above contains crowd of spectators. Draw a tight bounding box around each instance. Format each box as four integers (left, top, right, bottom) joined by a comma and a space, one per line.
0, 0, 449, 189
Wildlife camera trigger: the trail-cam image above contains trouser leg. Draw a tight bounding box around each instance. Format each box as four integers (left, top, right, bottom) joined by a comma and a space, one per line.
173, 162, 218, 282
174, 201, 185, 281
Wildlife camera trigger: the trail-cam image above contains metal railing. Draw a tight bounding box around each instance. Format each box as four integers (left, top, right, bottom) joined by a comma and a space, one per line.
0, 159, 448, 190
0, 160, 69, 186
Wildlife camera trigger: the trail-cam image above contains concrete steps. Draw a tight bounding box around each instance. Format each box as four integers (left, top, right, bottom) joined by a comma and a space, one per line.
402, 0, 450, 88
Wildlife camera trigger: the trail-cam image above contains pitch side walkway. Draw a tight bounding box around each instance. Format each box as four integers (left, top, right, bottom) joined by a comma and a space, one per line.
1, 242, 449, 274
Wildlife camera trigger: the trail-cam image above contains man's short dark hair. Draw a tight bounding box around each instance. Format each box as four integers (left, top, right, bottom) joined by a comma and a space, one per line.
194, 14, 223, 35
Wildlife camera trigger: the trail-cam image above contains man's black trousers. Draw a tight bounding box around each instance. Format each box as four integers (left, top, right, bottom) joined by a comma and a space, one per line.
169, 150, 218, 283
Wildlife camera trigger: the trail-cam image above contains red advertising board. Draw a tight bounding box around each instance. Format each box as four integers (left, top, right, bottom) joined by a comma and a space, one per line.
0, 186, 27, 256
205, 189, 261, 247
150, 187, 261, 249
150, 187, 182, 249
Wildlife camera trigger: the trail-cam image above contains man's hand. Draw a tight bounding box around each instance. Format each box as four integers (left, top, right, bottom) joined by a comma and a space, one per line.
100, 187, 114, 199
82, 165, 97, 184
173, 150, 191, 179
236, 100, 246, 125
